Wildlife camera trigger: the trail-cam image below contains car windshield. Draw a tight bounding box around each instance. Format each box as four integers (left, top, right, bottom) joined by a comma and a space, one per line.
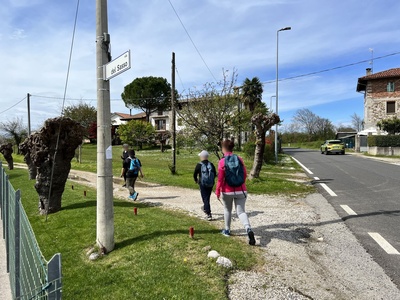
328, 141, 342, 144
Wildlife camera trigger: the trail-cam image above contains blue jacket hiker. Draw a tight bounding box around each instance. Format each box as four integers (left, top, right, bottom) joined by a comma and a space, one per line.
193, 150, 217, 221
123, 150, 144, 201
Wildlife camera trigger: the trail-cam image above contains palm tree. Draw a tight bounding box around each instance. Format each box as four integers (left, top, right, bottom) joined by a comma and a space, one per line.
241, 77, 263, 112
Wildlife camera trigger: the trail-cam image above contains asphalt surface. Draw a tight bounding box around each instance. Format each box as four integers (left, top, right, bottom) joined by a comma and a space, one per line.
284, 148, 400, 288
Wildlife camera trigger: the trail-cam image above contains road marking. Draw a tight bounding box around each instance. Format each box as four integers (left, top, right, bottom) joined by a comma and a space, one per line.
340, 205, 357, 215
368, 232, 400, 255
319, 183, 337, 197
313, 177, 320, 181
291, 157, 313, 174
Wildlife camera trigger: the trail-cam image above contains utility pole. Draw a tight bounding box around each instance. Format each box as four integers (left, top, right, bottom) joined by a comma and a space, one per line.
96, 0, 114, 252
27, 93, 31, 136
171, 52, 177, 174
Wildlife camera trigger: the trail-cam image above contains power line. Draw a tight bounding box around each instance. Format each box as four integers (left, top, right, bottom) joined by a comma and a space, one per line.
0, 97, 27, 115
167, 0, 218, 82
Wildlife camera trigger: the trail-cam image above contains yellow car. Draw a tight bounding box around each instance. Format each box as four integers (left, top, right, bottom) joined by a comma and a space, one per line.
320, 140, 345, 155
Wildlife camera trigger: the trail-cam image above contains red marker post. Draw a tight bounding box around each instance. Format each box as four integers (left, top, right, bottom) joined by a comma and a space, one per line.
189, 227, 194, 238
134, 207, 138, 215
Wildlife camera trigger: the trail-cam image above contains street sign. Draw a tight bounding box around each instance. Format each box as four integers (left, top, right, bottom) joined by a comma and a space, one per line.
103, 50, 131, 80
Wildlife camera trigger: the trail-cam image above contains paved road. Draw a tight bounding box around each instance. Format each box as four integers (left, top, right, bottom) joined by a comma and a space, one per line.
284, 148, 400, 287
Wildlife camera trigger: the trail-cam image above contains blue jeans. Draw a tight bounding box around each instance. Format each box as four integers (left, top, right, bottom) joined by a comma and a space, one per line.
200, 185, 213, 215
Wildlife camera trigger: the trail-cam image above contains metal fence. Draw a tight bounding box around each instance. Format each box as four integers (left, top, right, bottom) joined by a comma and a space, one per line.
0, 162, 62, 299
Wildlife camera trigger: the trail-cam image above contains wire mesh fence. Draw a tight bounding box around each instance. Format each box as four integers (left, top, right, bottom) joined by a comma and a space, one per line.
0, 162, 62, 299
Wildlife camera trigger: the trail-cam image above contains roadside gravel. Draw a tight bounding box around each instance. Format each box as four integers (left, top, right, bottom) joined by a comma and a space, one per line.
69, 170, 400, 300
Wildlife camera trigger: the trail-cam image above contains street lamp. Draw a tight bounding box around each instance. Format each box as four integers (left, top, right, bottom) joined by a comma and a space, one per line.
275, 26, 291, 164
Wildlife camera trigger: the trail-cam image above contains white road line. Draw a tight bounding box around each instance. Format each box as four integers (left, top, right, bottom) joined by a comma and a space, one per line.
340, 205, 357, 215
313, 177, 320, 180
368, 232, 400, 255
291, 157, 313, 174
320, 183, 337, 197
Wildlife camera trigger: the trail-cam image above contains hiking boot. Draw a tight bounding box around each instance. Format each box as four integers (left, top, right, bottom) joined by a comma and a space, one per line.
129, 194, 135, 200
221, 229, 231, 237
247, 228, 256, 246
207, 214, 212, 221
134, 192, 139, 201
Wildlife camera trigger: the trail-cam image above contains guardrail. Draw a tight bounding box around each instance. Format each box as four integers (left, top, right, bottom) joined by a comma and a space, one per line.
0, 162, 62, 299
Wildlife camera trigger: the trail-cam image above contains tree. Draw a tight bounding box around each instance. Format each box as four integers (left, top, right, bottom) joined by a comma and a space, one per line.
336, 124, 356, 132
242, 77, 263, 112
314, 117, 336, 140
121, 76, 172, 122
63, 102, 97, 137
25, 117, 84, 214
377, 116, 400, 135
177, 70, 241, 158
249, 106, 280, 179
351, 113, 364, 132
0, 143, 14, 170
292, 108, 319, 138
0, 117, 27, 154
118, 120, 155, 149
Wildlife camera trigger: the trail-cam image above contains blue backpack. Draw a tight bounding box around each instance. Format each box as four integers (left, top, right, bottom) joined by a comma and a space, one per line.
200, 162, 215, 188
128, 158, 140, 176
224, 155, 245, 187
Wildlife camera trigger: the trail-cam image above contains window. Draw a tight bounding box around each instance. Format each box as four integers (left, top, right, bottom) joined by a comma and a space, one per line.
387, 82, 395, 92
387, 101, 396, 114
155, 119, 166, 131
157, 108, 163, 116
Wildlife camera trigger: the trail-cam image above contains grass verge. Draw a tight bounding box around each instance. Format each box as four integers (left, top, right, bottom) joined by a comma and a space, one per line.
7, 168, 260, 300
12, 144, 314, 196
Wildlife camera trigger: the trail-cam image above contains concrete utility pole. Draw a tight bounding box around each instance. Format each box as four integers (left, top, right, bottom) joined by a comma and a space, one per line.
171, 52, 177, 174
96, 0, 114, 252
27, 93, 31, 136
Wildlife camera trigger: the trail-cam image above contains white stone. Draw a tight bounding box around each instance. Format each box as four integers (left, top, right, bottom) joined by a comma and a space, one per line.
216, 256, 232, 268
207, 250, 220, 259
89, 253, 99, 261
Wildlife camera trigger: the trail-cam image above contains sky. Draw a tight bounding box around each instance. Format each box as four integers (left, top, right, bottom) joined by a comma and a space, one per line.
1, 0, 400, 130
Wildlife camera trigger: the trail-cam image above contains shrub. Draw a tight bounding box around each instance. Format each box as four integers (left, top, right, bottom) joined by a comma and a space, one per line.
368, 135, 400, 147
242, 141, 275, 163
243, 141, 256, 158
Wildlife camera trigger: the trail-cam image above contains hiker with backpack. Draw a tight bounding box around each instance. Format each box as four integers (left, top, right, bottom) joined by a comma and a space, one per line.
120, 144, 130, 187
193, 150, 217, 221
123, 150, 144, 201
215, 140, 256, 246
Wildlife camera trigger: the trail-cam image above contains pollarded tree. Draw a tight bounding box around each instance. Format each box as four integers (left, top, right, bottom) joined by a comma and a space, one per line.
0, 117, 27, 154
121, 76, 172, 122
377, 116, 400, 135
118, 120, 155, 150
242, 77, 263, 112
249, 105, 280, 179
0, 143, 14, 170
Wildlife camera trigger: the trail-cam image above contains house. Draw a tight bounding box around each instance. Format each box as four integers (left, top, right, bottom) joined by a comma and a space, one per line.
357, 67, 400, 133
111, 112, 146, 144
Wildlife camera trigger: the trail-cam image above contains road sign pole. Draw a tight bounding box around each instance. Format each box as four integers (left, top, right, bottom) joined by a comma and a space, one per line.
96, 0, 114, 252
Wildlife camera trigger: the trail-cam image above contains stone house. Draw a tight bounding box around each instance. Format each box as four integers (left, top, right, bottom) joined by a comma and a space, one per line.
357, 67, 400, 133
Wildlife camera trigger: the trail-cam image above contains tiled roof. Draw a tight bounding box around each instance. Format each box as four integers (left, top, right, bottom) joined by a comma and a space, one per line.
115, 112, 146, 119
356, 68, 400, 92
359, 68, 400, 80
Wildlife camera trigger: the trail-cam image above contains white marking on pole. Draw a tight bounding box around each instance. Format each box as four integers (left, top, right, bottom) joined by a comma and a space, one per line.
320, 183, 337, 197
291, 157, 313, 174
340, 205, 357, 216
314, 177, 320, 181
368, 232, 400, 255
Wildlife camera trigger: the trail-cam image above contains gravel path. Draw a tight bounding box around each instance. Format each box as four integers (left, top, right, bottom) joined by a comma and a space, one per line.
68, 170, 400, 299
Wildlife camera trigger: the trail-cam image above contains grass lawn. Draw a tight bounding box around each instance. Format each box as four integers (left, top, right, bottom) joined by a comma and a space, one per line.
7, 168, 260, 300
12, 144, 314, 196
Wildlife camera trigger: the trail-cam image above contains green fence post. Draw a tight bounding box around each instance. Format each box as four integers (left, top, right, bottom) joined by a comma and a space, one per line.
5, 174, 10, 274
47, 253, 62, 300
14, 189, 21, 299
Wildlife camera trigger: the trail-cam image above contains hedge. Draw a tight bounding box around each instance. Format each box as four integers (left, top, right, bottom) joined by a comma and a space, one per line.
368, 135, 400, 147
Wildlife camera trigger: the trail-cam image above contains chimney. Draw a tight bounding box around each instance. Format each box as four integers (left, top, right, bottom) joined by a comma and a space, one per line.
366, 68, 372, 75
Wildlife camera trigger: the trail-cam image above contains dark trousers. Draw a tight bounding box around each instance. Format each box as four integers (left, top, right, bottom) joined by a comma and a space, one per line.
126, 177, 138, 195
200, 185, 213, 215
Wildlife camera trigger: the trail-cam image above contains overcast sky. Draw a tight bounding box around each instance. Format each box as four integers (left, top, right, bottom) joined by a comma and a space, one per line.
1, 0, 399, 129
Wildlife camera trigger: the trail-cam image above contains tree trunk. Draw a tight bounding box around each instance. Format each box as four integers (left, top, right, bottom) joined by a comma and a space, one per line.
22, 117, 84, 214
0, 143, 14, 170
249, 130, 266, 179
19, 138, 37, 179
